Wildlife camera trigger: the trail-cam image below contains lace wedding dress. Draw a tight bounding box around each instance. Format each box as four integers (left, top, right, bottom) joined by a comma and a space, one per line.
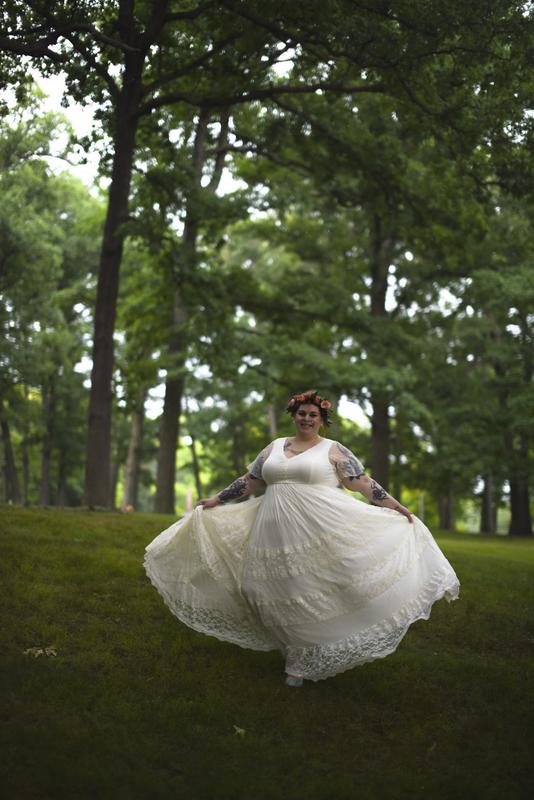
144, 437, 460, 681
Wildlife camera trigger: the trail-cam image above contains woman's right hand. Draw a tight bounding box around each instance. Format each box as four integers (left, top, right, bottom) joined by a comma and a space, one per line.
196, 496, 221, 510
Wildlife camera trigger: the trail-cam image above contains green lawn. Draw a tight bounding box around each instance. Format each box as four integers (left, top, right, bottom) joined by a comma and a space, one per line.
1, 507, 533, 800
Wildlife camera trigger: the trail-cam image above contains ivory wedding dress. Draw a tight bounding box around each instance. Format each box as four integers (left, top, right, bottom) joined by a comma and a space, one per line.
144, 437, 460, 681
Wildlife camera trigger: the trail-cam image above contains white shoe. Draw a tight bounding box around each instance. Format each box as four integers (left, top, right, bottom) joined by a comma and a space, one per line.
285, 675, 304, 687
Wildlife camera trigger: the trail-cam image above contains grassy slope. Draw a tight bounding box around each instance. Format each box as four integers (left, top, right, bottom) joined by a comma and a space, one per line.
0, 507, 533, 800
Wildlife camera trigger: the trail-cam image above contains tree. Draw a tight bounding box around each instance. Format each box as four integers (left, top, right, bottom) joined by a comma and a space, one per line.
3, 0, 528, 506
0, 97, 102, 505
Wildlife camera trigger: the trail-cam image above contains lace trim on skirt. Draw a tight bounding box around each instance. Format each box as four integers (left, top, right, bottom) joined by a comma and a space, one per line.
144, 555, 277, 652
284, 567, 460, 681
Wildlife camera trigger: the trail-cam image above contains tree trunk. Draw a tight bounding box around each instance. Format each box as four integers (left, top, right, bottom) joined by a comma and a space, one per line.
190, 433, 203, 500
231, 426, 244, 476
508, 317, 533, 536
122, 389, 146, 510
1, 413, 20, 503
370, 399, 390, 490
154, 110, 213, 513
438, 488, 455, 531
154, 360, 185, 514
508, 435, 532, 536
110, 460, 120, 511
21, 385, 30, 506
84, 52, 144, 508
56, 446, 67, 506
392, 419, 402, 504
480, 474, 497, 534
267, 404, 278, 437
368, 213, 395, 491
508, 480, 532, 536
39, 376, 56, 506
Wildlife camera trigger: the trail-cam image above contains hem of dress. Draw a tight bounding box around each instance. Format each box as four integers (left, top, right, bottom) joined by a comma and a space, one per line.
284, 569, 460, 682
143, 555, 279, 654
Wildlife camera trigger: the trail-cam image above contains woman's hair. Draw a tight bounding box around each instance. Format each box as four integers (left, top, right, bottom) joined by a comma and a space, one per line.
286, 389, 333, 426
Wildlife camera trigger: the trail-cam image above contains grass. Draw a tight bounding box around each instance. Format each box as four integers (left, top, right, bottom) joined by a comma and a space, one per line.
0, 506, 533, 800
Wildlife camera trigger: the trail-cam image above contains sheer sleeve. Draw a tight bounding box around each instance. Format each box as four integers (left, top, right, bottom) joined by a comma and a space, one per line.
247, 442, 274, 480
329, 441, 366, 481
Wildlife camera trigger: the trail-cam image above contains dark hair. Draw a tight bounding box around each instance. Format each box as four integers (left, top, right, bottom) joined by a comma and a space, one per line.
286, 389, 333, 426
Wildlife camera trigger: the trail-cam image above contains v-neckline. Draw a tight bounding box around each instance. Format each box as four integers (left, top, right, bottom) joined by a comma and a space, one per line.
282, 436, 325, 461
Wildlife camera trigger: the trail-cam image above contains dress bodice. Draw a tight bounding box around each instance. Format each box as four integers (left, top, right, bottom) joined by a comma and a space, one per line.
261, 437, 340, 488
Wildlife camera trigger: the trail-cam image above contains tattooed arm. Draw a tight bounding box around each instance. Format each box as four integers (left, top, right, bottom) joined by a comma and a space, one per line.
342, 473, 413, 522
332, 442, 412, 522
197, 442, 272, 509
197, 473, 266, 509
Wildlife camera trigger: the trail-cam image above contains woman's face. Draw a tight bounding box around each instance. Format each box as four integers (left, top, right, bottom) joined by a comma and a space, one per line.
293, 403, 323, 437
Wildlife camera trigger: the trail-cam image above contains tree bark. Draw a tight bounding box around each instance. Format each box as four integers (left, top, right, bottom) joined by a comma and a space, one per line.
231, 426, 244, 476
122, 389, 147, 510
21, 385, 30, 506
84, 49, 145, 508
438, 488, 455, 531
480, 474, 497, 534
190, 433, 203, 500
154, 109, 222, 513
110, 459, 120, 511
368, 213, 395, 491
508, 480, 532, 536
154, 352, 185, 513
56, 447, 68, 506
508, 435, 532, 536
370, 398, 390, 491
267, 404, 278, 437
39, 376, 56, 506
392, 420, 402, 505
1, 412, 20, 503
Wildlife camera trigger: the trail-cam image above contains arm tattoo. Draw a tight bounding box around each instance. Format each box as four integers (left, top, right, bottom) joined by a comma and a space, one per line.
249, 444, 272, 480
339, 459, 365, 479
218, 477, 248, 503
370, 479, 388, 501
336, 443, 365, 479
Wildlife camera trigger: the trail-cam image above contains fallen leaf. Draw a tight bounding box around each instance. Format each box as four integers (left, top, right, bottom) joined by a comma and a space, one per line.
23, 645, 57, 658
233, 725, 246, 737
23, 647, 43, 658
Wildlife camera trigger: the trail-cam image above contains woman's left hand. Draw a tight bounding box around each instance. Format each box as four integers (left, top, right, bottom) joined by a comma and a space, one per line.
196, 496, 221, 510
393, 504, 413, 523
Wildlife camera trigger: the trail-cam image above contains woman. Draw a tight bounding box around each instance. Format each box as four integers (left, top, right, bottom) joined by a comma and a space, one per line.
144, 390, 459, 686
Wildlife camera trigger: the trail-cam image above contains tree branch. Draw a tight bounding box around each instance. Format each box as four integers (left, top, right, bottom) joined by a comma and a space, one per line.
65, 34, 120, 98
142, 32, 240, 97
164, 2, 217, 22
0, 34, 68, 63
138, 79, 385, 116
207, 108, 230, 193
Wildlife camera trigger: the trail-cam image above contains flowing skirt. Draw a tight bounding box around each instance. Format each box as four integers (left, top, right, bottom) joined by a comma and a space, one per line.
144, 484, 459, 681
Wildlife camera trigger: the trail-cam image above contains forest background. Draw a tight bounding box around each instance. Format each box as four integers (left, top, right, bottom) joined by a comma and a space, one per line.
1, 1, 533, 537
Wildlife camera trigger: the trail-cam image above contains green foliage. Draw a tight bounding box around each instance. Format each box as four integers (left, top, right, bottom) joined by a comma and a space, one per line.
1, 4, 534, 526
0, 95, 104, 504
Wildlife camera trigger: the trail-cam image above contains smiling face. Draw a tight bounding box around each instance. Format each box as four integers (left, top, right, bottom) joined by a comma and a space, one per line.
293, 403, 323, 438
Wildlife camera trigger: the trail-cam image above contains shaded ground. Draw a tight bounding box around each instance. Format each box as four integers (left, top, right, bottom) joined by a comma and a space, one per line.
1, 507, 533, 800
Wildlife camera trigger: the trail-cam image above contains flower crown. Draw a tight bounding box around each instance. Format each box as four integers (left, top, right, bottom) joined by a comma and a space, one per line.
286, 390, 333, 424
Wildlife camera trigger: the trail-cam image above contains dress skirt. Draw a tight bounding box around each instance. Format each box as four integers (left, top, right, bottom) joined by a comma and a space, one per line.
144, 438, 460, 681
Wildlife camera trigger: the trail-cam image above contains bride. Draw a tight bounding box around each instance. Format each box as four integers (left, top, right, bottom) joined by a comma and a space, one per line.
144, 390, 460, 686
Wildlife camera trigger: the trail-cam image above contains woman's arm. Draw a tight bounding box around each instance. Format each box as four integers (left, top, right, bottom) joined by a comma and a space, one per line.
197, 473, 266, 509
341, 474, 413, 523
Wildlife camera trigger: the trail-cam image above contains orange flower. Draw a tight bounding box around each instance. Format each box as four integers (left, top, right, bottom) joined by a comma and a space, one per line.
320, 399, 331, 409
294, 394, 305, 402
